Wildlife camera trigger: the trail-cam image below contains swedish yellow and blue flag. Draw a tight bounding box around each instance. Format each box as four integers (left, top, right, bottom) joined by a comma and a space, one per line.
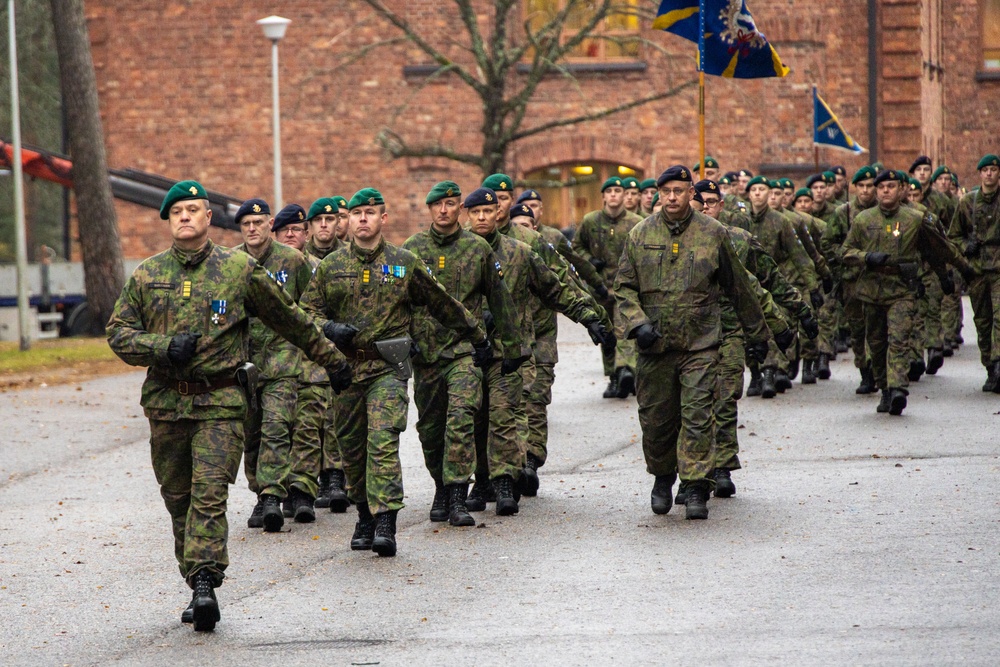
654, 0, 789, 79
813, 86, 867, 154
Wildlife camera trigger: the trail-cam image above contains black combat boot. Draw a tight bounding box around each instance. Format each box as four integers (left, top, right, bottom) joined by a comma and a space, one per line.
888, 387, 908, 415
816, 353, 831, 380
466, 477, 491, 511
247, 496, 265, 529
787, 357, 800, 381
447, 484, 476, 527
521, 453, 542, 497
926, 348, 944, 375
602, 370, 619, 399
835, 329, 850, 354
713, 469, 736, 498
351, 503, 376, 551
314, 469, 333, 508
371, 510, 398, 557
616, 366, 636, 398
876, 389, 891, 413
991, 361, 1000, 394
684, 481, 710, 520
261, 494, 284, 532
190, 570, 220, 632
650, 474, 676, 515
746, 368, 763, 397
281, 495, 294, 518
675, 482, 689, 506
775, 370, 792, 393
429, 482, 449, 522
907, 358, 926, 382
801, 359, 817, 384
291, 488, 316, 524
760, 368, 777, 399
856, 366, 876, 394
493, 475, 519, 516
942, 345, 954, 357
327, 469, 349, 513
181, 597, 194, 624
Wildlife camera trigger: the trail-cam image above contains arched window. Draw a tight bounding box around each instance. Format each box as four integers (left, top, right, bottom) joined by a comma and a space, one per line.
522, 162, 643, 229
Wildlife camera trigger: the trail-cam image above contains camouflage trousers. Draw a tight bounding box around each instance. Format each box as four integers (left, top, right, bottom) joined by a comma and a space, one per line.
413, 356, 482, 486
968, 271, 1000, 366
941, 274, 965, 345
474, 361, 525, 481
863, 298, 916, 390
760, 304, 795, 371
333, 372, 408, 515
815, 293, 838, 357
521, 358, 556, 465
910, 273, 944, 359
323, 395, 344, 473
149, 418, 243, 588
287, 382, 331, 499
243, 378, 297, 498
636, 347, 718, 485
842, 284, 869, 370
713, 332, 745, 471
599, 293, 637, 376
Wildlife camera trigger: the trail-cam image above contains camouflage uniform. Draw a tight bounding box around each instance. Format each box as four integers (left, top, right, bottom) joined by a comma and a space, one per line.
615, 209, 769, 485
827, 196, 878, 370
402, 226, 521, 486
234, 238, 313, 501
924, 186, 963, 345
949, 187, 1000, 369
299, 239, 485, 515
572, 208, 645, 377
842, 204, 962, 391
782, 207, 832, 364
106, 240, 345, 587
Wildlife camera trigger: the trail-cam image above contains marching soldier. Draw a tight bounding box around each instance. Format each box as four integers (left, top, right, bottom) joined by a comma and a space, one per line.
639, 178, 658, 215
623, 176, 642, 214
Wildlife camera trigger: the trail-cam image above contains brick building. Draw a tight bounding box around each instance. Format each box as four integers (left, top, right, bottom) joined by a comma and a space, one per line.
83, 0, 998, 259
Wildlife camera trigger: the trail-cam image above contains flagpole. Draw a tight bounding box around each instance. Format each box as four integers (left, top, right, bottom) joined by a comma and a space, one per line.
698, 0, 706, 180
812, 85, 819, 172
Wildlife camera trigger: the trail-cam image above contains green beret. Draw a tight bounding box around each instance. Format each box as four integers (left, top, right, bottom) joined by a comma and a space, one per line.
622, 177, 640, 190
693, 156, 720, 171
931, 166, 952, 182
870, 162, 885, 173
482, 173, 513, 193
745, 175, 769, 191
159, 180, 207, 219
347, 187, 384, 210
978, 154, 1000, 170
307, 197, 339, 221
822, 171, 836, 184
601, 176, 625, 192
908, 177, 922, 189
425, 181, 462, 205
952, 174, 960, 186
768, 179, 783, 190
718, 174, 732, 185
333, 196, 348, 210
851, 166, 877, 184
793, 187, 813, 202
651, 192, 659, 207
639, 178, 657, 191
780, 178, 794, 189
896, 170, 910, 183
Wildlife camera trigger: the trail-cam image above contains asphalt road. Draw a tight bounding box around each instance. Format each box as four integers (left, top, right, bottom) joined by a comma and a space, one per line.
2, 301, 998, 666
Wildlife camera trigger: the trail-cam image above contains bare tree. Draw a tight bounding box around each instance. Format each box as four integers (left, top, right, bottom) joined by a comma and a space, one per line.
360, 0, 696, 176
50, 0, 124, 333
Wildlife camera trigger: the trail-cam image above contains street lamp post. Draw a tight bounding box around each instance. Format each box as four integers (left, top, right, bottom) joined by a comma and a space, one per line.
8, 0, 31, 351
257, 15, 291, 210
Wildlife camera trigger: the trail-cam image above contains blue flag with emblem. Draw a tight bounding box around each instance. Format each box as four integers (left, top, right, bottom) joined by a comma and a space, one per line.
654, 0, 789, 79
813, 86, 867, 154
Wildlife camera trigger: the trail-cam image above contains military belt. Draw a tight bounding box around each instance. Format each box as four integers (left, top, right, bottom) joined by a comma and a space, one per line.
349, 346, 382, 362
164, 375, 241, 395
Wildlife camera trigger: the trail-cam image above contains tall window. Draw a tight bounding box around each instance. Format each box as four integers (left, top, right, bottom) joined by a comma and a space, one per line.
522, 162, 642, 229
986, 0, 1000, 69
524, 0, 641, 61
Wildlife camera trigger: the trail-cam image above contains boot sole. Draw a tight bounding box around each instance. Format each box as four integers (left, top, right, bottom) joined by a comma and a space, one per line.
181, 605, 194, 624
449, 514, 476, 527
496, 500, 519, 516
294, 507, 316, 523
192, 598, 219, 632
328, 495, 350, 513
372, 537, 397, 557
801, 376, 816, 385
650, 496, 672, 515
761, 389, 776, 399
262, 510, 284, 533
247, 517, 264, 529
817, 370, 831, 380
351, 539, 373, 551
429, 511, 449, 522
685, 505, 709, 520
314, 497, 332, 508
889, 395, 907, 415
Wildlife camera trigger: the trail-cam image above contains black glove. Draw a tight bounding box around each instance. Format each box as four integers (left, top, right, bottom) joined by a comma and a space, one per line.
810, 289, 824, 310
585, 320, 610, 346
323, 321, 359, 347
939, 273, 955, 296
167, 332, 202, 365
865, 251, 890, 268
633, 323, 662, 350
500, 355, 528, 376
746, 340, 769, 365
601, 330, 618, 356
483, 310, 495, 335
471, 338, 492, 368
964, 239, 980, 258
589, 257, 607, 272
822, 275, 834, 294
800, 315, 819, 340
327, 364, 352, 394
774, 327, 795, 353
594, 284, 610, 300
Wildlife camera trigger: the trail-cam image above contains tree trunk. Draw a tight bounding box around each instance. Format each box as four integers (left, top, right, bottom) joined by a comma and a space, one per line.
50, 0, 124, 334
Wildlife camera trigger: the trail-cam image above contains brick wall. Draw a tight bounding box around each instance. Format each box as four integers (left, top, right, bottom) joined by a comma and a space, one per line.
82, 0, 995, 259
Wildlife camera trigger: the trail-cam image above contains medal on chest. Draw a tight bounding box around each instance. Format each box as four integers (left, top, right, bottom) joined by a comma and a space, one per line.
380, 264, 406, 284
211, 299, 228, 325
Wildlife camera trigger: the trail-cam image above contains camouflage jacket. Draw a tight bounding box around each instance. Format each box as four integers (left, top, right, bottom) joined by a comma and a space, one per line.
299, 253, 329, 385
811, 200, 838, 225
234, 238, 312, 381
779, 208, 832, 281
299, 238, 486, 383
923, 186, 957, 228
826, 195, 877, 283
843, 204, 962, 305
305, 237, 343, 262
733, 205, 819, 292
614, 208, 770, 353
948, 187, 1000, 273
106, 240, 345, 421
723, 193, 750, 215
539, 223, 606, 292
481, 229, 601, 361
571, 208, 645, 284
402, 226, 522, 365
722, 226, 794, 336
